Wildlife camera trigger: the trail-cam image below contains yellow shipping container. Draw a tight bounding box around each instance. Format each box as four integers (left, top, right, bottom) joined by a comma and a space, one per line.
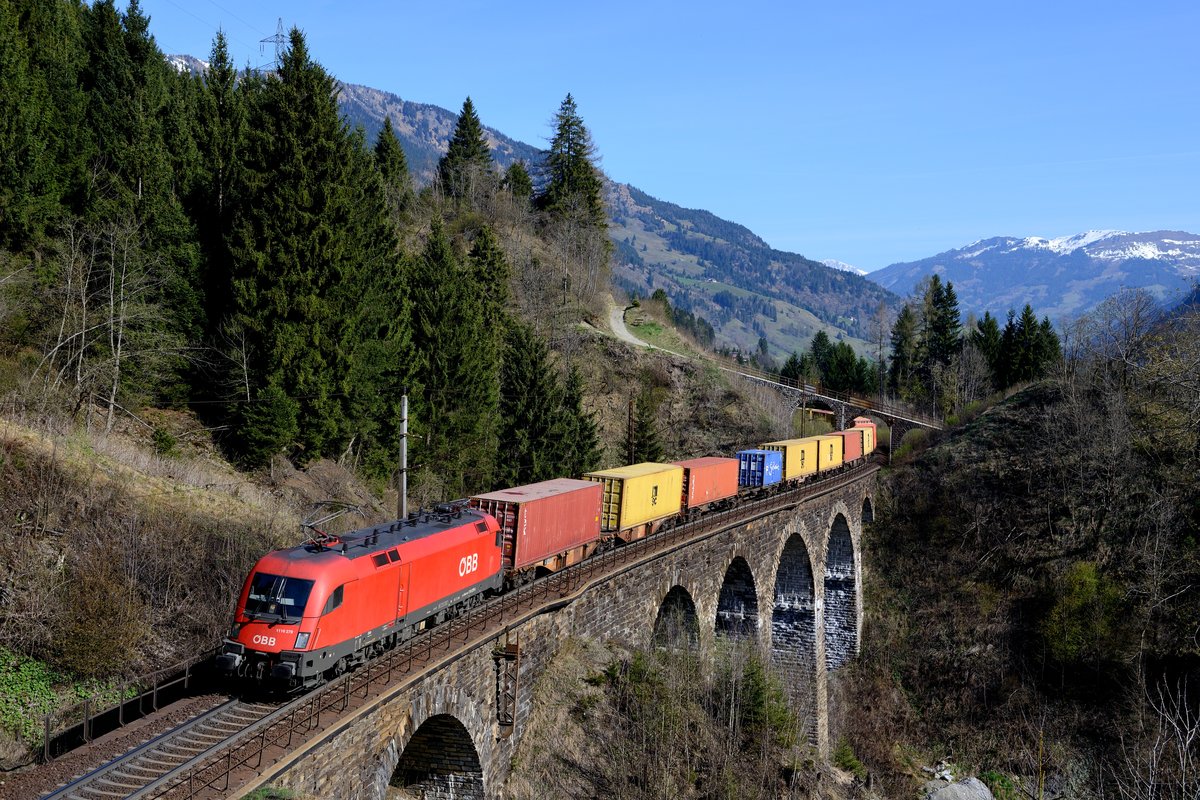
860, 426, 875, 454
584, 463, 684, 532
815, 435, 844, 471
762, 438, 819, 481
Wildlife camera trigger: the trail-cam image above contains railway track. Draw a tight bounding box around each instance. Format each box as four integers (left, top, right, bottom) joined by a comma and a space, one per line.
33, 461, 879, 799
40, 700, 278, 800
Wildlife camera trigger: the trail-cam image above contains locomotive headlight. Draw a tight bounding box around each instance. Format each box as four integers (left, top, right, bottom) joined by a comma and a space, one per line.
294, 632, 311, 649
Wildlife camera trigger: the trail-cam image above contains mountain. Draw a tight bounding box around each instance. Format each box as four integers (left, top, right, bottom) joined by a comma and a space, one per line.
607, 186, 896, 357
870, 230, 1200, 320
821, 259, 868, 277
337, 83, 541, 184
169, 56, 895, 358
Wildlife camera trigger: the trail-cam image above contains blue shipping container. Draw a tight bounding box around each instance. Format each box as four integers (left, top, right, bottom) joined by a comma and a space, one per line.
736, 449, 783, 487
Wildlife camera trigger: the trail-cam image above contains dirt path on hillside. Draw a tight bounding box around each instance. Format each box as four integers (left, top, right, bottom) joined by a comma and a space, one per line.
607, 303, 655, 349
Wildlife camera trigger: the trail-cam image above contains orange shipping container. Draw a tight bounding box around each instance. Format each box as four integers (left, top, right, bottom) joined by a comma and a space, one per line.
834, 428, 863, 462
672, 457, 740, 510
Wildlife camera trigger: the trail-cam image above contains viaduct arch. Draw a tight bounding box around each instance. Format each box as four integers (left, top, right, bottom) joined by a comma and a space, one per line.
241, 477, 876, 800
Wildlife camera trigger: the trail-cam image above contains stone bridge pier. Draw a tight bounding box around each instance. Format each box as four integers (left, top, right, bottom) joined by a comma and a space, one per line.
250, 479, 876, 800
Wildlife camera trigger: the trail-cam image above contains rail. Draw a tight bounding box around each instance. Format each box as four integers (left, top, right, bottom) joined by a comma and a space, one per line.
151, 460, 881, 799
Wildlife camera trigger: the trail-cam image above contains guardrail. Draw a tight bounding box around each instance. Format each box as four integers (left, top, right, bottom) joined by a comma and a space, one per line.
38, 647, 220, 763
153, 460, 881, 798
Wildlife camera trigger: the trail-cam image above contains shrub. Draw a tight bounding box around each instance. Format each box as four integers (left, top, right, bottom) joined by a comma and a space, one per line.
832, 737, 867, 781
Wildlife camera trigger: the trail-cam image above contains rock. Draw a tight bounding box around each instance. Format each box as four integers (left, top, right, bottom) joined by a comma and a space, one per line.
926, 777, 994, 800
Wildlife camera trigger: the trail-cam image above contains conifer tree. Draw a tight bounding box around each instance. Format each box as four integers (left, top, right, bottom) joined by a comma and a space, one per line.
438, 97, 493, 201
623, 388, 664, 463
226, 29, 403, 466
888, 304, 919, 398
495, 320, 563, 488
557, 365, 602, 476
409, 220, 500, 495
970, 310, 1003, 385
504, 160, 533, 200
192, 31, 243, 337
374, 116, 412, 227
538, 93, 606, 229
809, 330, 833, 379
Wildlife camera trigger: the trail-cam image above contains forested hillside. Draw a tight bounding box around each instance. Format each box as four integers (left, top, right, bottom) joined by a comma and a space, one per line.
608, 185, 899, 359
843, 290, 1200, 798
0, 3, 807, 766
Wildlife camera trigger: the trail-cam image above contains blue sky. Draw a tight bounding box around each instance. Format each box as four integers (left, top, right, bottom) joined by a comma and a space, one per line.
143, 0, 1199, 271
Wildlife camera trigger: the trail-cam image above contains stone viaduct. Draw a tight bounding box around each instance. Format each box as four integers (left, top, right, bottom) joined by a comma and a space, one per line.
241, 474, 876, 799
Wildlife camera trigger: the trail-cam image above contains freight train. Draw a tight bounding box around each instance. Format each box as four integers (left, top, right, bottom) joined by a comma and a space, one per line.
216, 418, 877, 688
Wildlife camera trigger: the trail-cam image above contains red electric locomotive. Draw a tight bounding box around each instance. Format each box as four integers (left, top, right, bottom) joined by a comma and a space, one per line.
216, 505, 503, 689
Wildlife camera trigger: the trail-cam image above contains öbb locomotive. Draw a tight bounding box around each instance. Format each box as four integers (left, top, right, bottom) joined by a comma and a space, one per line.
216, 418, 877, 689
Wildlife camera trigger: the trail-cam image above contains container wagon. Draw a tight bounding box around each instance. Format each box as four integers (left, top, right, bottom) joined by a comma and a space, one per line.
583, 463, 684, 542
673, 456, 740, 514
834, 428, 864, 464
469, 478, 602, 586
852, 417, 877, 455
762, 438, 819, 483
736, 449, 784, 491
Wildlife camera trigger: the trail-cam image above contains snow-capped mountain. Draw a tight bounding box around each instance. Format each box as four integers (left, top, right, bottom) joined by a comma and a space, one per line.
820, 259, 868, 276
166, 54, 207, 74
870, 230, 1200, 320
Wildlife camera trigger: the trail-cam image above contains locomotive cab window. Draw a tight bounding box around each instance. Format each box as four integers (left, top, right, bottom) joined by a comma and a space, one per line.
245, 573, 314, 621
322, 584, 344, 615
371, 553, 389, 568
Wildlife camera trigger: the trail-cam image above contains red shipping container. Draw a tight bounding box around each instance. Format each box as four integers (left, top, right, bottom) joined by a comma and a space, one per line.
469, 478, 602, 572
672, 457, 740, 510
834, 429, 864, 462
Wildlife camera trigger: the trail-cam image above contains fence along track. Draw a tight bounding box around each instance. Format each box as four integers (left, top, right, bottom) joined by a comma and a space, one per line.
152, 460, 880, 799
39, 700, 278, 800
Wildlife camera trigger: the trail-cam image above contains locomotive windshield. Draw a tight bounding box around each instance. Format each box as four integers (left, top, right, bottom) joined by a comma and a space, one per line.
244, 573, 314, 621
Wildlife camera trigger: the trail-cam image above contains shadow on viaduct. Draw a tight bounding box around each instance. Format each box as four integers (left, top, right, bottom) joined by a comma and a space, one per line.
245, 479, 876, 799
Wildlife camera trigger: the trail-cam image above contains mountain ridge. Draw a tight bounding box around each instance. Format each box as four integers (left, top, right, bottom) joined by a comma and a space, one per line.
871, 229, 1200, 319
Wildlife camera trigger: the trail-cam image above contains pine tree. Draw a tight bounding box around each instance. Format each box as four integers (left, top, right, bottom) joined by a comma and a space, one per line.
623, 388, 664, 463
504, 160, 533, 200
192, 30, 243, 337
374, 116, 412, 227
226, 28, 402, 465
438, 96, 493, 202
809, 330, 833, 379
538, 94, 606, 229
970, 310, 1003, 386
557, 365, 601, 476
888, 304, 919, 398
409, 220, 500, 495
495, 321, 563, 488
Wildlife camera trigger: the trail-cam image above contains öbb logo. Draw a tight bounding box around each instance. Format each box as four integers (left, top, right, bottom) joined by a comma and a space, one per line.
458, 553, 479, 577
252, 634, 277, 647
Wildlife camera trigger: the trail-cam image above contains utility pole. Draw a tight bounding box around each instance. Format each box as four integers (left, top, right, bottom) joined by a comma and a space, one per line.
258, 17, 286, 73
398, 394, 408, 519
